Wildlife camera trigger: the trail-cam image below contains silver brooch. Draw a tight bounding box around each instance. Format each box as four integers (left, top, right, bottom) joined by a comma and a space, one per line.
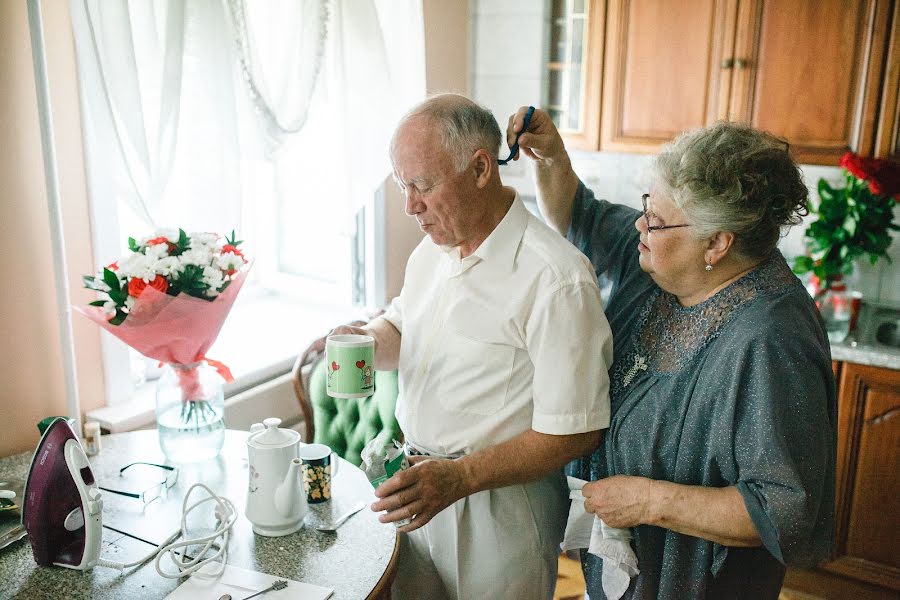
622, 355, 648, 388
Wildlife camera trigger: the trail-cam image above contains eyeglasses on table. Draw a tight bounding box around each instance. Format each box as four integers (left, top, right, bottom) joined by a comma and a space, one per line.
98, 462, 178, 504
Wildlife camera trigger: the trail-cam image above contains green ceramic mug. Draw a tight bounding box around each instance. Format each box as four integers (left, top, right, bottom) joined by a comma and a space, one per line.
325, 334, 376, 398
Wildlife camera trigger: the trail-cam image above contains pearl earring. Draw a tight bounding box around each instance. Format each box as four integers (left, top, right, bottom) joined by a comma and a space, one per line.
705, 263, 713, 272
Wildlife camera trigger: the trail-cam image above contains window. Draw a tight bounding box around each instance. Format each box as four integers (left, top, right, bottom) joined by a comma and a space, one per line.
70, 1, 418, 406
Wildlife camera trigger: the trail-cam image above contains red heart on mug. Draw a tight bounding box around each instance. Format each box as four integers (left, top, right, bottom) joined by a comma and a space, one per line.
331, 361, 339, 371
356, 360, 366, 369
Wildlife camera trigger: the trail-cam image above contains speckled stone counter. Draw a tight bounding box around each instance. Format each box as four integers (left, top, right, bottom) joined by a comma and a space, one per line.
830, 340, 900, 370
0, 430, 398, 599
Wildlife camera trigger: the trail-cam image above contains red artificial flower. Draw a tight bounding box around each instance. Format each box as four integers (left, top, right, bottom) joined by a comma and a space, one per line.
146, 236, 177, 253
128, 275, 169, 298
839, 152, 900, 199
222, 244, 247, 262
106, 261, 118, 271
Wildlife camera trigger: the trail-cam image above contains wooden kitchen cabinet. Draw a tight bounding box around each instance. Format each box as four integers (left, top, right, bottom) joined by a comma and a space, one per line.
782, 361, 900, 599
874, 3, 900, 160
553, 0, 897, 164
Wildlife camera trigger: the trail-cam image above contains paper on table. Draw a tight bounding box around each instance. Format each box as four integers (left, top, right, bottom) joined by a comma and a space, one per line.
164, 562, 333, 600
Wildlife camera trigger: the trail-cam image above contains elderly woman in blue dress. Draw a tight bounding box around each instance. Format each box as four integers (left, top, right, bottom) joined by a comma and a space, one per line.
507, 109, 836, 599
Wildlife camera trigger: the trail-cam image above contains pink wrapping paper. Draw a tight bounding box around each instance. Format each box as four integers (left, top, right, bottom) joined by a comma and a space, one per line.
75, 269, 249, 381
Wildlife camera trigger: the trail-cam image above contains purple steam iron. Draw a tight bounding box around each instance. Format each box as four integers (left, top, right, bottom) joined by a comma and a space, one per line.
22, 417, 102, 570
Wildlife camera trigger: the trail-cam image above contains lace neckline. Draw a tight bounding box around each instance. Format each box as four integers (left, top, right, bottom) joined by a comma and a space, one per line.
611, 251, 800, 397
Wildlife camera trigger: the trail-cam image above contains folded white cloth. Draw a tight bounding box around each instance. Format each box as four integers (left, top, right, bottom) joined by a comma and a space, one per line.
563, 476, 639, 600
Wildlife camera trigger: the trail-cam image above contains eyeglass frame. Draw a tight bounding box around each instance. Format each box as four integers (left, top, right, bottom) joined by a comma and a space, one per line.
641, 193, 692, 233
98, 462, 178, 504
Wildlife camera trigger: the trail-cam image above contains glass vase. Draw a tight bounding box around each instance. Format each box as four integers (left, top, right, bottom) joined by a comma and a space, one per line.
156, 361, 225, 463
818, 282, 852, 344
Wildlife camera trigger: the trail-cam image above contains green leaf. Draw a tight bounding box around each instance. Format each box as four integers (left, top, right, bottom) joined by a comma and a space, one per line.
88, 300, 106, 307
128, 237, 139, 252
108, 310, 126, 326
82, 275, 107, 292
102, 268, 121, 291
793, 255, 814, 274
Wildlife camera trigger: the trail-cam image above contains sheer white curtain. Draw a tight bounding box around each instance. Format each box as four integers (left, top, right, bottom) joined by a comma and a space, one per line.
70, 0, 186, 227
227, 0, 329, 155
71, 0, 242, 236
72, 0, 423, 242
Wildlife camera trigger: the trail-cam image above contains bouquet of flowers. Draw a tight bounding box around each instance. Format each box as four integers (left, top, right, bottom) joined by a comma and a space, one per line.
78, 229, 250, 433
793, 152, 899, 292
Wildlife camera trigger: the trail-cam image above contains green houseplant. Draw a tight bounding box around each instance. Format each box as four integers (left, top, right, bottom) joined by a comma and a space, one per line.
793, 152, 900, 295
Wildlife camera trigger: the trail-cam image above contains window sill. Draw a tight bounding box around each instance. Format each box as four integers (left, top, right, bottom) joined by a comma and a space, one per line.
87, 285, 366, 432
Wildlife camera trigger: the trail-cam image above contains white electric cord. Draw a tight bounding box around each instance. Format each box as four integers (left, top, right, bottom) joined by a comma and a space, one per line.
96, 483, 238, 578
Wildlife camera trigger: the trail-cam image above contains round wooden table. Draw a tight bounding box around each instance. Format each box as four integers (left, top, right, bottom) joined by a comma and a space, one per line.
0, 429, 398, 599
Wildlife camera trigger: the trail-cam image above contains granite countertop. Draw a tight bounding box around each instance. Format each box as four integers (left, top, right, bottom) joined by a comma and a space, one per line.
0, 430, 397, 600
830, 339, 900, 370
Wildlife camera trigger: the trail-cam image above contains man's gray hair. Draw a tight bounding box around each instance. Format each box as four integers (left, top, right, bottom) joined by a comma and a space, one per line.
652, 122, 809, 259
401, 94, 503, 171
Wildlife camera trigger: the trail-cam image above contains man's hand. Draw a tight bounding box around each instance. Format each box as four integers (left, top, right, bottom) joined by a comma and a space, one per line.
582, 475, 655, 529
329, 318, 400, 370
370, 456, 470, 533
328, 324, 376, 351
506, 107, 568, 165
505, 106, 578, 234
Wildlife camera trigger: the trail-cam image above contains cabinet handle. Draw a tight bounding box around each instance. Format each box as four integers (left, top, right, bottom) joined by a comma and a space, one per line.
721, 58, 734, 69
735, 58, 750, 69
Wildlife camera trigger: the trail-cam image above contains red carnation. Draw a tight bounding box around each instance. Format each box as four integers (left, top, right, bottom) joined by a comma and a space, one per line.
146, 236, 177, 253
839, 152, 900, 199
128, 275, 169, 298
222, 244, 247, 262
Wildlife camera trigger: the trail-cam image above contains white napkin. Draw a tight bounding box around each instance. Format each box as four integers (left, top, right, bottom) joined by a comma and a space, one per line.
164, 562, 333, 600
563, 476, 639, 600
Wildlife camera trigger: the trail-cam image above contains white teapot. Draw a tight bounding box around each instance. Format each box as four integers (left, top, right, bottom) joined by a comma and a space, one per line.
245, 417, 308, 536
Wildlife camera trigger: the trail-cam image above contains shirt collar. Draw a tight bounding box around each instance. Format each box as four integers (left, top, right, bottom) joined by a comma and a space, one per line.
463, 193, 528, 271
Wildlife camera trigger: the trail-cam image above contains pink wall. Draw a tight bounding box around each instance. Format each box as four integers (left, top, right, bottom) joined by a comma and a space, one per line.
0, 1, 104, 457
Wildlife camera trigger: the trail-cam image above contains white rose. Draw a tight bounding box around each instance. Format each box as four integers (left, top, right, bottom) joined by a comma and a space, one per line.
146, 243, 169, 259
201, 265, 224, 290
102, 300, 117, 317
154, 256, 181, 277
216, 252, 243, 273
180, 246, 213, 267
117, 253, 150, 279
190, 232, 219, 247
154, 227, 180, 243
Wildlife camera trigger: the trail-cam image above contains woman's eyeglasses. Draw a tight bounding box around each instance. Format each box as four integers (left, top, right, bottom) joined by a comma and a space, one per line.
641, 193, 691, 233
98, 462, 178, 504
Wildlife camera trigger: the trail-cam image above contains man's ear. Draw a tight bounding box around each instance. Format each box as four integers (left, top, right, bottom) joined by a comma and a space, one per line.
705, 230, 735, 267
471, 149, 493, 188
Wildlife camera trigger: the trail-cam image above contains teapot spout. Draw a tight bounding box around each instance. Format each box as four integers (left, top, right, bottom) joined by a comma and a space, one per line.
275, 458, 307, 519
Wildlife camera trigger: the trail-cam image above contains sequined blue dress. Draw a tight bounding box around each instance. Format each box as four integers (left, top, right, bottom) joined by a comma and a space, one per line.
567, 183, 836, 599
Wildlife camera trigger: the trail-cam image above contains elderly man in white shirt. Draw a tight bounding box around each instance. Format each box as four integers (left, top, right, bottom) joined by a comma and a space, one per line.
331, 94, 612, 600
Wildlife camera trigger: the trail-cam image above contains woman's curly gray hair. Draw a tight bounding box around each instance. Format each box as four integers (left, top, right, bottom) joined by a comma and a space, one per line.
652, 122, 809, 259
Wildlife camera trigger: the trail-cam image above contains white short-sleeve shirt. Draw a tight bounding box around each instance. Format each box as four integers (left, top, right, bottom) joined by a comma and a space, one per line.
383, 196, 612, 456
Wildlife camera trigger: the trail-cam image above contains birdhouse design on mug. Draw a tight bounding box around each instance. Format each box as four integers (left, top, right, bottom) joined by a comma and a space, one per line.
358, 360, 374, 390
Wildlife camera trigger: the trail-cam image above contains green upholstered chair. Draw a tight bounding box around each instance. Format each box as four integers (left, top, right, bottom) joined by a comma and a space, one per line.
291, 327, 401, 467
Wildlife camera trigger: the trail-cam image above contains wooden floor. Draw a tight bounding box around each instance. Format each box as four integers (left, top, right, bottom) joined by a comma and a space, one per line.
554, 553, 586, 600
553, 553, 803, 600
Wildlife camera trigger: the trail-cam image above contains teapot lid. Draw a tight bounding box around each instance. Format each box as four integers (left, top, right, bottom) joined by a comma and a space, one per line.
249, 417, 298, 447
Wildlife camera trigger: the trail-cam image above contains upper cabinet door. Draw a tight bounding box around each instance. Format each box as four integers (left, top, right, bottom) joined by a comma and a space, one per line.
729, 0, 894, 165
599, 0, 737, 153
874, 4, 899, 160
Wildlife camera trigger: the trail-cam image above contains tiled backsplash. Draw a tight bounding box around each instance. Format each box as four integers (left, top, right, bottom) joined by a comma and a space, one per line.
471, 0, 899, 304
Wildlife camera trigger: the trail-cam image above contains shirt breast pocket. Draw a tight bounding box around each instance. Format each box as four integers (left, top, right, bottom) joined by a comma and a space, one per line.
437, 309, 518, 416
